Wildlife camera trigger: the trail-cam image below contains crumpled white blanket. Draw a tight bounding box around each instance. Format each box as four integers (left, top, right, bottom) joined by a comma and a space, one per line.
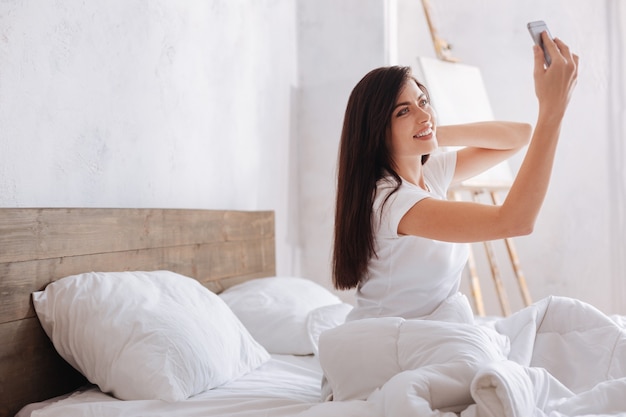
314, 294, 626, 417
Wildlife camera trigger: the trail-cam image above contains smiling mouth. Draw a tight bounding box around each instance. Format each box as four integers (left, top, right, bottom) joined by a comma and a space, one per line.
413, 128, 433, 139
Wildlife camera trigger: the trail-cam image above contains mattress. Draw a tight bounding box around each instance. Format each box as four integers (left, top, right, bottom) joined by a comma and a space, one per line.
18, 354, 324, 417
18, 272, 626, 417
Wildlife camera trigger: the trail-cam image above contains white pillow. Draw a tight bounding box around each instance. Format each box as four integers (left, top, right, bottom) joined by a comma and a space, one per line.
307, 303, 354, 356
32, 271, 270, 402
219, 277, 351, 355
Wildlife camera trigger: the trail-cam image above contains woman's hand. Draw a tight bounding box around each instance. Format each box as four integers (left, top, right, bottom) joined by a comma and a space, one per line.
534, 34, 579, 123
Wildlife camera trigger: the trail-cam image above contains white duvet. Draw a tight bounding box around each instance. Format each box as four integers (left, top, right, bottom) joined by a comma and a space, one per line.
23, 295, 626, 417
312, 295, 626, 417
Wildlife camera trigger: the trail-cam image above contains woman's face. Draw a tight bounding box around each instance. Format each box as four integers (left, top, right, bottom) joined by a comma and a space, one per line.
388, 79, 438, 161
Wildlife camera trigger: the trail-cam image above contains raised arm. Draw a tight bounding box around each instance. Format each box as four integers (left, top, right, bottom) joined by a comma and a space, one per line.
437, 121, 532, 185
399, 34, 579, 242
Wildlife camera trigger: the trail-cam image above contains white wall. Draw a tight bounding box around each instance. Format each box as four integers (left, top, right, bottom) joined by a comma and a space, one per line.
294, 0, 389, 299
2, 1, 623, 315
0, 1, 298, 274
607, 0, 626, 315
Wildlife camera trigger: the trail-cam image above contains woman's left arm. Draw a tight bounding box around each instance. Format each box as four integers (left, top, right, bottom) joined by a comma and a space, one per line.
436, 121, 532, 185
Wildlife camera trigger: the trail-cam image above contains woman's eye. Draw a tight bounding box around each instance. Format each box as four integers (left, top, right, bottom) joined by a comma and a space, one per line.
419, 99, 429, 107
396, 107, 409, 117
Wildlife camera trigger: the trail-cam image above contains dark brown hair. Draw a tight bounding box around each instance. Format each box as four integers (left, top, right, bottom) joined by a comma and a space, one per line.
332, 66, 430, 290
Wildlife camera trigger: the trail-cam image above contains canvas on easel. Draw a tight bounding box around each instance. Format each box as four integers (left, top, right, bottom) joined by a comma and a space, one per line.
413, 56, 513, 189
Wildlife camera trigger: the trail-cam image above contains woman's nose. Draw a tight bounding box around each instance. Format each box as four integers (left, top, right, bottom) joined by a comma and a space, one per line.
416, 106, 431, 123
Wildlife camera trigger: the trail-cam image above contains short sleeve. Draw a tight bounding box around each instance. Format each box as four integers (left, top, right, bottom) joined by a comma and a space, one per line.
373, 180, 429, 238
424, 151, 457, 197
373, 151, 457, 238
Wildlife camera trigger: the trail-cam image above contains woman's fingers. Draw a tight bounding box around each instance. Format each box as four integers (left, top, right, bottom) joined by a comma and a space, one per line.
552, 37, 572, 59
572, 53, 580, 78
545, 35, 577, 69
533, 45, 546, 76
533, 34, 579, 119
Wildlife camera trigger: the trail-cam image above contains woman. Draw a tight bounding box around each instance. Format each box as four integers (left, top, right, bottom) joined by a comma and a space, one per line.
326, 38, 626, 413
333, 32, 579, 321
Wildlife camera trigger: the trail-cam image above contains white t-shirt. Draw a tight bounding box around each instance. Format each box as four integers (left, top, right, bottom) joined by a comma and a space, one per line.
346, 151, 470, 321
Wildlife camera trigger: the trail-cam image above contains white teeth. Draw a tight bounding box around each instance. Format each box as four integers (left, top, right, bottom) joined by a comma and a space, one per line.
414, 129, 432, 138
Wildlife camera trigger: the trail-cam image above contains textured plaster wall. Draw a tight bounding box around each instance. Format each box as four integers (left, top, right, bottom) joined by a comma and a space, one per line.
2, 1, 623, 314
0, 1, 297, 274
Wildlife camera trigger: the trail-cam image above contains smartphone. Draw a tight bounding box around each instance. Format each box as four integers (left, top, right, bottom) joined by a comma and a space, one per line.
527, 20, 553, 67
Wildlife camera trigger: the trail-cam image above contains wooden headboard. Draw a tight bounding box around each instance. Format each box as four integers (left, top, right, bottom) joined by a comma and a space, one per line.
0, 208, 275, 417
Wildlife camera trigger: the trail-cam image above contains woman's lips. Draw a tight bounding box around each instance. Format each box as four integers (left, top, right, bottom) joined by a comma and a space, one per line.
413, 128, 433, 140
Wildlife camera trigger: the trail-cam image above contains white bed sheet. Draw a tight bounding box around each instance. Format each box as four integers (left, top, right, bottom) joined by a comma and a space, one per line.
20, 354, 325, 417
20, 306, 626, 417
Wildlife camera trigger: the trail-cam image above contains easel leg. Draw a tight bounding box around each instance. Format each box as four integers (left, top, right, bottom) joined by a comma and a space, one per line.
466, 245, 486, 316
472, 190, 511, 316
451, 191, 486, 316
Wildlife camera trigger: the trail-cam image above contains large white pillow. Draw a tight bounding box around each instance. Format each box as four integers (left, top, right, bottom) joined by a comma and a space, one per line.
219, 276, 352, 355
32, 270, 270, 402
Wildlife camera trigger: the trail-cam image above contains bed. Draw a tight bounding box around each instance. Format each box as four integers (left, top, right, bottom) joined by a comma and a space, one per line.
2, 208, 626, 417
0, 208, 272, 415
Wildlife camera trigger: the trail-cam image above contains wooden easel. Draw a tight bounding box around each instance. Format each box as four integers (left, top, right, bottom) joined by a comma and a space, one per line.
420, 0, 458, 62
448, 183, 533, 316
420, 0, 532, 316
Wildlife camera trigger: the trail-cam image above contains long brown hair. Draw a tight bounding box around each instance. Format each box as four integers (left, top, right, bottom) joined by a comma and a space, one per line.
332, 66, 429, 290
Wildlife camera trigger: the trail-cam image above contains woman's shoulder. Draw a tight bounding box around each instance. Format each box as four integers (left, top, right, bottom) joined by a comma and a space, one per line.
425, 151, 457, 173
374, 173, 429, 212
425, 151, 457, 191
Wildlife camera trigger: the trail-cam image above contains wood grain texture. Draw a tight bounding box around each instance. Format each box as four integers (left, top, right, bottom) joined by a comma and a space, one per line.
0, 208, 276, 417
0, 317, 87, 417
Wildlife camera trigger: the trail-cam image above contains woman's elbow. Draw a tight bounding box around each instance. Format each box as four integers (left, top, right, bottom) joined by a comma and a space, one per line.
498, 212, 535, 237
505, 122, 532, 149
516, 123, 533, 147
516, 223, 534, 237
507, 221, 534, 237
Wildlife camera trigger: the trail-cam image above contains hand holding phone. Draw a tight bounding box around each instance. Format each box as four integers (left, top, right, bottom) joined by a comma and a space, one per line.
527, 20, 553, 67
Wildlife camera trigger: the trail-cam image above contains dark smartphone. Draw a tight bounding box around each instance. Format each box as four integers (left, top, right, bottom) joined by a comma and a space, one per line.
527, 20, 553, 67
